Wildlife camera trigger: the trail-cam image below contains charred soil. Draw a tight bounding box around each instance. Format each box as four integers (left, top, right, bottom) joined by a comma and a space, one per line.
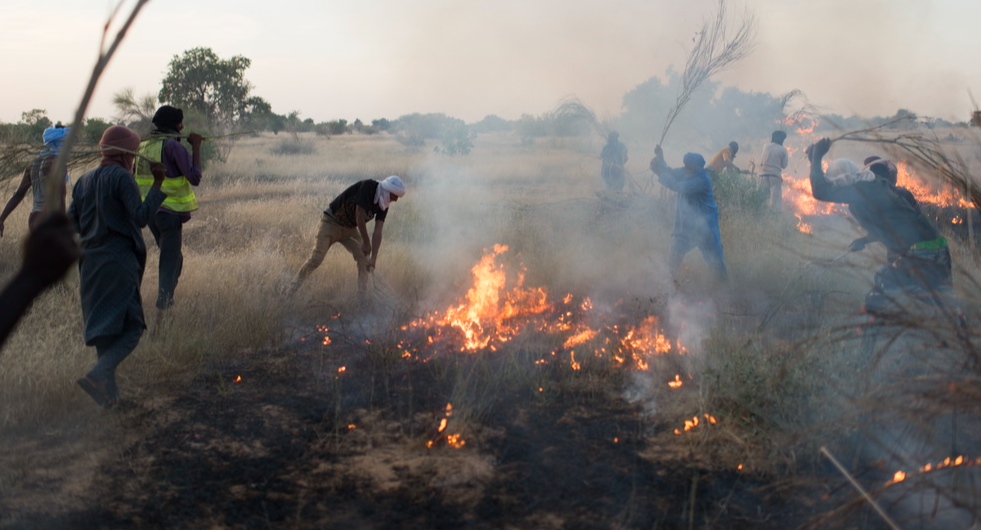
0, 333, 827, 530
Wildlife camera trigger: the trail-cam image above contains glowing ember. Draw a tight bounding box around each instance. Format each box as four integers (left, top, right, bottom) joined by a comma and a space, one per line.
885, 455, 981, 486
673, 413, 719, 435
428, 402, 466, 449
233, 375, 242, 383
317, 324, 332, 346
668, 374, 683, 388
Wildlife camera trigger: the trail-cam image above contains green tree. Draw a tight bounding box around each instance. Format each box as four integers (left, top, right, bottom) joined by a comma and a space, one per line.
327, 119, 348, 135
20, 109, 52, 139
80, 118, 112, 144
158, 47, 256, 131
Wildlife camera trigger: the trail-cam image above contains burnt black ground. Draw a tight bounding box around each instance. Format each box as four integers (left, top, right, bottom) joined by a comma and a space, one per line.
2, 343, 818, 530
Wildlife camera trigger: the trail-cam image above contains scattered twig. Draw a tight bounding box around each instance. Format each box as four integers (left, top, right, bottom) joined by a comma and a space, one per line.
75, 147, 156, 164
819, 446, 905, 530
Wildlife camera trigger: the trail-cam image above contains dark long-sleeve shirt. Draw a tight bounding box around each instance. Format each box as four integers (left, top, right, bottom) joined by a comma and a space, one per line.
69, 164, 166, 343
154, 137, 202, 221
326, 180, 388, 228
809, 161, 938, 255
652, 156, 721, 237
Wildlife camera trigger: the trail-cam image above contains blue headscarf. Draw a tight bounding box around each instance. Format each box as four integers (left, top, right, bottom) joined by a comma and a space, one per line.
41, 126, 69, 157
682, 152, 706, 169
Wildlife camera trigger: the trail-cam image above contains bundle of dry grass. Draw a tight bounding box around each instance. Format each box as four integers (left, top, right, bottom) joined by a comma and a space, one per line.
550, 97, 606, 141
0, 143, 109, 184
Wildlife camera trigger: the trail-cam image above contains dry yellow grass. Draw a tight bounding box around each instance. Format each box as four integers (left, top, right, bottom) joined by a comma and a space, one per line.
0, 130, 977, 449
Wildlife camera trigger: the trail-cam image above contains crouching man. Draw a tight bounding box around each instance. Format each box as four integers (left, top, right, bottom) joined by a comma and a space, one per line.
289, 176, 406, 302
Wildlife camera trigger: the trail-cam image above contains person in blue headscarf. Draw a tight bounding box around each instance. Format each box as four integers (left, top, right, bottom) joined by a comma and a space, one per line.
649, 145, 728, 282
0, 125, 70, 237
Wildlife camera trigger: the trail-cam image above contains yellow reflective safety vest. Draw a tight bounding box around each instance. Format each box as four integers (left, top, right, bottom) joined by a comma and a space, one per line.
134, 137, 198, 212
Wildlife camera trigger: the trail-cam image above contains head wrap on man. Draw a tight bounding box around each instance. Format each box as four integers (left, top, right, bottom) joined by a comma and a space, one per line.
683, 152, 706, 170
99, 125, 141, 171
375, 175, 406, 211
41, 126, 70, 156
825, 159, 876, 187
863, 156, 899, 186
771, 130, 787, 144
152, 105, 184, 131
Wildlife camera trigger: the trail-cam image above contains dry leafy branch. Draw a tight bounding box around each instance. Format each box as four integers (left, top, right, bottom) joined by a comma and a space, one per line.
43, 0, 152, 215
829, 119, 981, 214
657, 0, 758, 146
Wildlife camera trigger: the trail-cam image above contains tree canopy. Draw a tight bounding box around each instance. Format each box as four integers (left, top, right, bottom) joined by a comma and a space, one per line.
158, 47, 269, 131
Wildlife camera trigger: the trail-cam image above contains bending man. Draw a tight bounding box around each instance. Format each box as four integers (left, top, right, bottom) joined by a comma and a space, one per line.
289, 176, 406, 302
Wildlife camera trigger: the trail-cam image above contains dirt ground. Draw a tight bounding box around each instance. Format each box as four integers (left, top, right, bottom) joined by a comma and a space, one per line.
0, 327, 828, 530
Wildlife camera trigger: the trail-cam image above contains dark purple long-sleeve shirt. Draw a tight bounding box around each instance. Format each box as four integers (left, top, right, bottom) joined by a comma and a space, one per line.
158, 138, 202, 220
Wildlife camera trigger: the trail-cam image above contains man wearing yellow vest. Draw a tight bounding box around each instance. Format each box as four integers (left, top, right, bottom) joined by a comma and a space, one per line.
134, 106, 203, 313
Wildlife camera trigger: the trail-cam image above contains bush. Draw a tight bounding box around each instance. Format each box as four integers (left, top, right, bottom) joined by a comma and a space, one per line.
434, 123, 475, 156
710, 168, 769, 215
270, 137, 316, 156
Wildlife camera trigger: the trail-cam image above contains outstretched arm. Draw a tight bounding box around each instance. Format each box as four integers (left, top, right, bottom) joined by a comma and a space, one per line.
808, 138, 837, 202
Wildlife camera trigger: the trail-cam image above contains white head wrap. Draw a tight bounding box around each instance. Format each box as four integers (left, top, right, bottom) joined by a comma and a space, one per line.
374, 175, 406, 211
825, 159, 876, 187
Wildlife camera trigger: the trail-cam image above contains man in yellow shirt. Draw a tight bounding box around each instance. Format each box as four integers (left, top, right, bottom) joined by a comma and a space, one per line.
707, 141, 740, 176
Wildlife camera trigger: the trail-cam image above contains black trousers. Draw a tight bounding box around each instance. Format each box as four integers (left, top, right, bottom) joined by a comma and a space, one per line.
149, 211, 184, 309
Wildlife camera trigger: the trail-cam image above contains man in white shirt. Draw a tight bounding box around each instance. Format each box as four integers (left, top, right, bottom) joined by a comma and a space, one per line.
759, 131, 789, 212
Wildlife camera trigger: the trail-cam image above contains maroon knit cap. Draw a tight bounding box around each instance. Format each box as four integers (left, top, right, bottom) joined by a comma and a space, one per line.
99, 125, 141, 169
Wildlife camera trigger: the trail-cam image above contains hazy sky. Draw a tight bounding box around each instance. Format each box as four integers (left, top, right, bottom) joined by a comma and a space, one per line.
3, 0, 980, 125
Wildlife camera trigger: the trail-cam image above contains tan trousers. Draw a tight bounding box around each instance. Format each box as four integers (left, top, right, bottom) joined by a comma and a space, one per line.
291, 213, 368, 295
763, 175, 783, 212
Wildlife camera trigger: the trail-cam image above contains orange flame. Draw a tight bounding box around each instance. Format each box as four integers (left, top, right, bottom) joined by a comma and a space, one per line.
394, 246, 684, 372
